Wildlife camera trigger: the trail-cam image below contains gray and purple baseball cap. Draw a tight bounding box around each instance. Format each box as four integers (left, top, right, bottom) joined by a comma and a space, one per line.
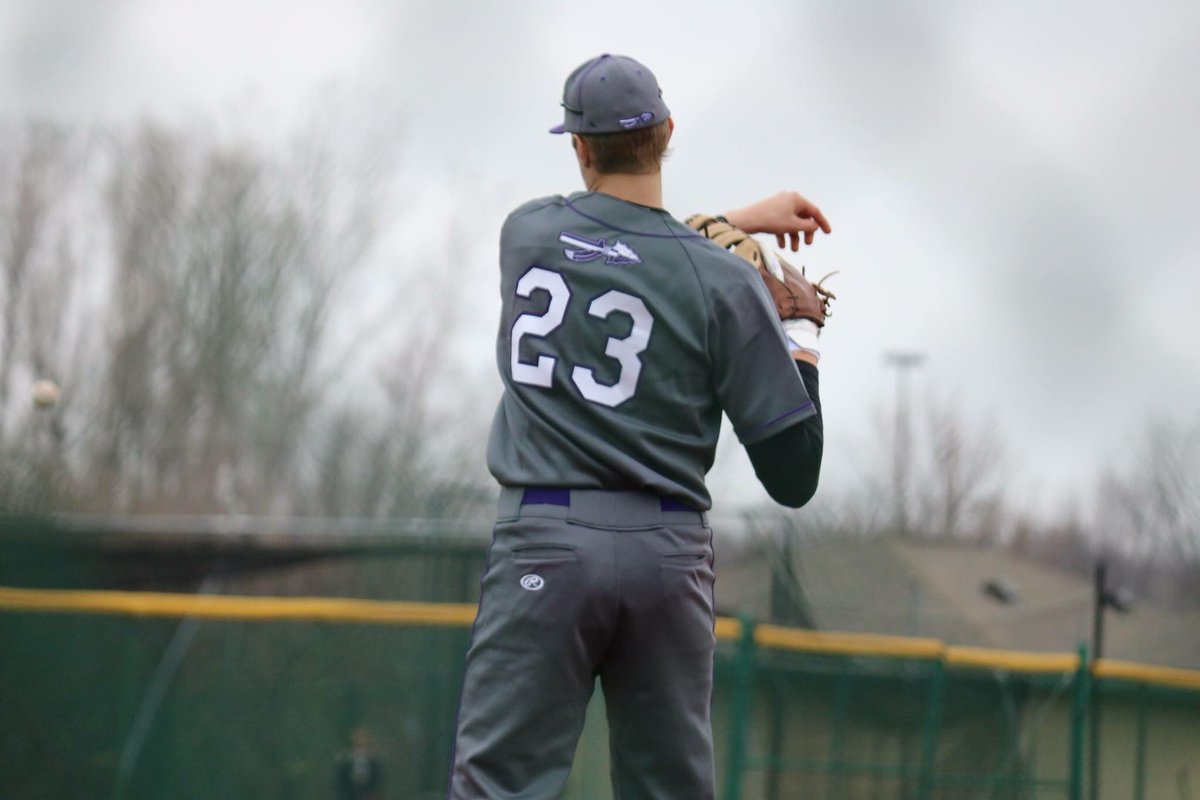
549, 54, 670, 135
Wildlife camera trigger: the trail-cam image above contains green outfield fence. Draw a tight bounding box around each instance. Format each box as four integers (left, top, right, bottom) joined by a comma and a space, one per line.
3, 587, 1199, 799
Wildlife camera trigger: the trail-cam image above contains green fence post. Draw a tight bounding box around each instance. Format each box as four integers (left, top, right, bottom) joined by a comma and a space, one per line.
1069, 643, 1090, 800
724, 615, 756, 800
1132, 684, 1148, 800
822, 667, 852, 800
111, 617, 141, 800
915, 658, 945, 800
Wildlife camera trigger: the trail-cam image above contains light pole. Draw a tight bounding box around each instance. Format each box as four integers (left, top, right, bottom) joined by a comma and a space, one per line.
1089, 558, 1133, 800
883, 351, 924, 536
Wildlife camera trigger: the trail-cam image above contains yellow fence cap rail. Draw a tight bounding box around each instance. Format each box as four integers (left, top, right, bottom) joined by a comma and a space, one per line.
945, 645, 1079, 674
1093, 658, 1200, 691
0, 585, 478, 627
713, 616, 743, 642
6, 586, 1200, 691
754, 623, 945, 660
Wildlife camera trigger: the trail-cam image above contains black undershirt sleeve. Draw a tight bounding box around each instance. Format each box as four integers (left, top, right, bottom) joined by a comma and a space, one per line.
744, 360, 823, 508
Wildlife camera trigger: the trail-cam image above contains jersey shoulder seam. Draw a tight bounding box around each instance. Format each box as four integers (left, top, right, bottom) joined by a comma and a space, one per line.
563, 197, 708, 240
504, 194, 565, 227
661, 216, 715, 364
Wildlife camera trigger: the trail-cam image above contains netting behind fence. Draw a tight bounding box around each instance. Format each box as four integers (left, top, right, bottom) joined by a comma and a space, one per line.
3, 586, 1199, 800
1, 608, 470, 799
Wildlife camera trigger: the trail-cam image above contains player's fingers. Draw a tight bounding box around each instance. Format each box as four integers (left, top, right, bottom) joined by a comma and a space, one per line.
776, 233, 786, 249
809, 206, 832, 234
789, 231, 800, 251
792, 218, 817, 247
788, 193, 832, 234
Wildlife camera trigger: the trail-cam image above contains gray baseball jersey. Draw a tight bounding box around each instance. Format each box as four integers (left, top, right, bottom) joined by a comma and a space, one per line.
486, 190, 815, 510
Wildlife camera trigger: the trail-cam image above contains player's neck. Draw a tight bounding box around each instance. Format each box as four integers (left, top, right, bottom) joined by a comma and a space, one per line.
584, 171, 664, 210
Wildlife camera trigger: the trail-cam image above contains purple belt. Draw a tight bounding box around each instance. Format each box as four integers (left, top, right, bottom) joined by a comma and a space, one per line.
521, 487, 697, 513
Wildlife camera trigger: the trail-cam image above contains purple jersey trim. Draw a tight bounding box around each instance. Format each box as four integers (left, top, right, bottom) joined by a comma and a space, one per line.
740, 401, 816, 438
564, 197, 706, 240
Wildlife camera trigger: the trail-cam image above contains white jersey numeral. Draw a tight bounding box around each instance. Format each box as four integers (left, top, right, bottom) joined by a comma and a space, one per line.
511, 268, 569, 387
571, 291, 652, 408
509, 268, 654, 408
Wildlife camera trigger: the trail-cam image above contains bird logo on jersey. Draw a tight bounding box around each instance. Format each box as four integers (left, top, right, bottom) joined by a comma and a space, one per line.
559, 231, 642, 266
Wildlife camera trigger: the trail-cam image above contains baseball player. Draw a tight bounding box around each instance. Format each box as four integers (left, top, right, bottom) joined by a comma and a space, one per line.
448, 54, 831, 799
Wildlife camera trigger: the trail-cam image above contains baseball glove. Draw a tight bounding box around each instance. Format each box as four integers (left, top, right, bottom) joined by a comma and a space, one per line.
684, 214, 837, 326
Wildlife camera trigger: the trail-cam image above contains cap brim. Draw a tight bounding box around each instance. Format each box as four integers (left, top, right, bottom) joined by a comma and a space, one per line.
548, 123, 567, 134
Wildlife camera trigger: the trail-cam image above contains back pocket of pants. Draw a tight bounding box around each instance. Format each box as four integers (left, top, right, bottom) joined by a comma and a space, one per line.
659, 550, 714, 600
657, 550, 715, 653
511, 543, 578, 565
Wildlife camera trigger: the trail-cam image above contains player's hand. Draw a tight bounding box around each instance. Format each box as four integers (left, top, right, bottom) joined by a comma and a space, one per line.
723, 191, 832, 251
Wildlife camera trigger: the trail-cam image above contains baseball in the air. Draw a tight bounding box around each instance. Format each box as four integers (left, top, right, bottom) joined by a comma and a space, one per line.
32, 379, 61, 409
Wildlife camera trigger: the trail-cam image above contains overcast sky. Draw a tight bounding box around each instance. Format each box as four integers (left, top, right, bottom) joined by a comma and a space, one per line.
3, 0, 1198, 517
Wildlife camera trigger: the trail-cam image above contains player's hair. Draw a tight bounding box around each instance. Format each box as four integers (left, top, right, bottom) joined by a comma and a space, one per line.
579, 120, 671, 175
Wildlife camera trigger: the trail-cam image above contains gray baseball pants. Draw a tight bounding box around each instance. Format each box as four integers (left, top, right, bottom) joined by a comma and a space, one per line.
447, 488, 717, 800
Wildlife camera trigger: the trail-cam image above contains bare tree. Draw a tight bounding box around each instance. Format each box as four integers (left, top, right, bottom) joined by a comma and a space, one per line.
77, 113, 409, 515
0, 110, 495, 520
0, 123, 63, 414
1092, 416, 1200, 607
91, 123, 186, 510
913, 392, 1008, 541
299, 215, 495, 523
1095, 417, 1200, 561
0, 122, 94, 510
823, 387, 1009, 541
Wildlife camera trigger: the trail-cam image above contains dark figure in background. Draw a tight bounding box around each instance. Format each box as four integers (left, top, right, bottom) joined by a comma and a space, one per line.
335, 727, 383, 800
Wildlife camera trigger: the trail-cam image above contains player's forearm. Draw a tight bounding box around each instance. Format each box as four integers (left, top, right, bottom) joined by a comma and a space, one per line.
720, 191, 831, 251
745, 360, 823, 508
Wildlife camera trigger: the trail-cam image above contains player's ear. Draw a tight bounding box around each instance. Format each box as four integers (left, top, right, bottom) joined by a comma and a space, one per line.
667, 117, 675, 140
571, 134, 592, 168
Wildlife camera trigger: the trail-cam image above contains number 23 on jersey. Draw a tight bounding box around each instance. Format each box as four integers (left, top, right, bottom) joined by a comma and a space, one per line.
510, 266, 654, 409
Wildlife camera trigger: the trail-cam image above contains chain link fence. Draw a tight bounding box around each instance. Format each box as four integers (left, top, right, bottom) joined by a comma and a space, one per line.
2, 518, 1198, 799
